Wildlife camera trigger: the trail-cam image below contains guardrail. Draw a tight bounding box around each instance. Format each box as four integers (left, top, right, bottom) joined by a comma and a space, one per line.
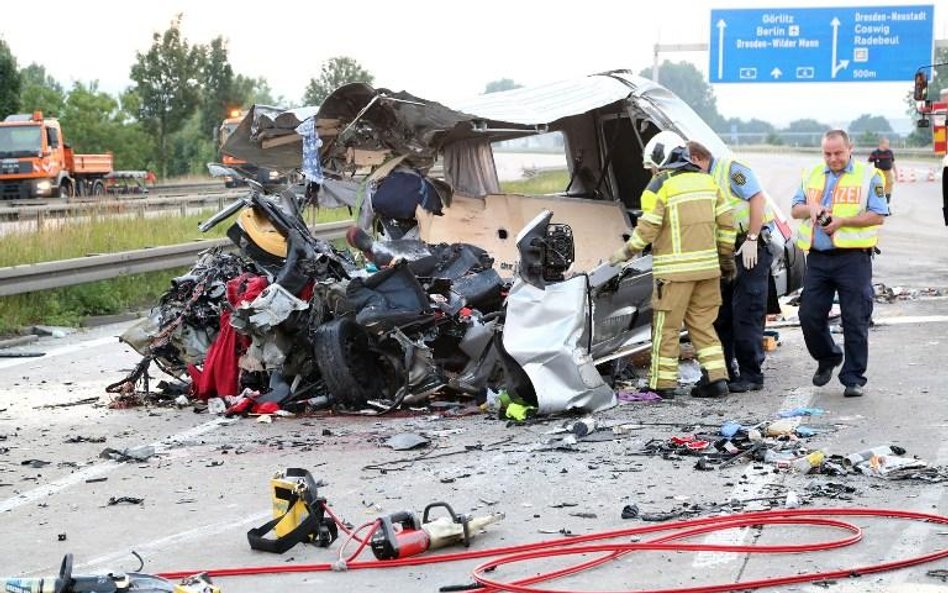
0, 192, 242, 222
150, 180, 222, 195
0, 220, 352, 297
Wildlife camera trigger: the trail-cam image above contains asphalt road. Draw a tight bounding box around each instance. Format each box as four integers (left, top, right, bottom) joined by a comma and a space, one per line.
1, 154, 947, 593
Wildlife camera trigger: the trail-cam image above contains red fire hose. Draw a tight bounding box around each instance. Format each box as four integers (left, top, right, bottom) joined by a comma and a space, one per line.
158, 506, 948, 593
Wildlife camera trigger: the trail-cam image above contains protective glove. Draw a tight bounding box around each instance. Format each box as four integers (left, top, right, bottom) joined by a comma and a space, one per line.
719, 253, 737, 283
609, 244, 636, 266
737, 237, 758, 269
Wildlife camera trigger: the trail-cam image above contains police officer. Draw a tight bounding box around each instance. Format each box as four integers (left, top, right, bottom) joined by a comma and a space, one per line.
687, 141, 773, 393
610, 133, 736, 399
791, 129, 887, 398
867, 137, 897, 206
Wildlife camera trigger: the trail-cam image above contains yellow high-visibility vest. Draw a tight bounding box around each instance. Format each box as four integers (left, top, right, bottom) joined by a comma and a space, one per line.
795, 162, 880, 251
711, 157, 774, 233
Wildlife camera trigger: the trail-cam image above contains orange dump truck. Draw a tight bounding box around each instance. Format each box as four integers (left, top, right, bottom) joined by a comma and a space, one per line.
0, 111, 114, 199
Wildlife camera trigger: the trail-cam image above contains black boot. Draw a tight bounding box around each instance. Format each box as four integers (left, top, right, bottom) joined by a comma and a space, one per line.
691, 369, 729, 398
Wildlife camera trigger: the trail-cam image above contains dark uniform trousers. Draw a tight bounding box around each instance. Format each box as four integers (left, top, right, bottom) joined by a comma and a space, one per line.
799, 249, 874, 387
715, 240, 773, 384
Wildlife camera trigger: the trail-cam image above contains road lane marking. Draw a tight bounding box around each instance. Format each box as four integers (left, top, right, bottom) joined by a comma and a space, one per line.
692, 386, 814, 568
0, 336, 119, 370
0, 418, 232, 514
873, 314, 948, 326
76, 511, 271, 573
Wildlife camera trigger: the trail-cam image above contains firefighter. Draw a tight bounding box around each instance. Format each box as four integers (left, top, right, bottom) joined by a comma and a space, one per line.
610, 134, 736, 399
791, 129, 887, 398
687, 141, 774, 393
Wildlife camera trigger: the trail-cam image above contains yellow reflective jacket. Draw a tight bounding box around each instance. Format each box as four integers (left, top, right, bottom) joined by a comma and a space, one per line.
796, 161, 881, 251
710, 157, 774, 233
626, 169, 735, 281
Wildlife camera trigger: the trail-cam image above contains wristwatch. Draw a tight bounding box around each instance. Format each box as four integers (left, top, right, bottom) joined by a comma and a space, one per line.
746, 233, 759, 241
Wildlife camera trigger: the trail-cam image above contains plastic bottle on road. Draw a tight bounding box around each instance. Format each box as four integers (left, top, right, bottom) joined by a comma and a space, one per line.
843, 445, 906, 467
791, 450, 826, 473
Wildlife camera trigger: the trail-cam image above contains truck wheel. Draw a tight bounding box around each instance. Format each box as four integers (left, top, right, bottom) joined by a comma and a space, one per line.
313, 318, 389, 408
57, 180, 73, 199
91, 180, 106, 197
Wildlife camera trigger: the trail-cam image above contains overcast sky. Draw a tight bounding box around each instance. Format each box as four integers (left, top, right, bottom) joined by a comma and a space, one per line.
2, 0, 946, 131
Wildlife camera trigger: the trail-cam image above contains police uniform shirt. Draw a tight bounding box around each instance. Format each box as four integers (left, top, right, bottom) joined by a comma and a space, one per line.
715, 158, 763, 201
791, 159, 888, 251
711, 157, 768, 233
868, 148, 895, 171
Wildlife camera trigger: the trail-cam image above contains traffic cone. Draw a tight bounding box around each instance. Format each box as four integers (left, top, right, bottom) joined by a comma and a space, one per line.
909, 168, 917, 183
928, 168, 936, 182
897, 168, 905, 182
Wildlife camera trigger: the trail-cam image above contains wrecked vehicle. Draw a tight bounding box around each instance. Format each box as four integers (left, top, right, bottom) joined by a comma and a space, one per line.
117, 70, 805, 415
118, 167, 514, 413
216, 70, 804, 408
224, 70, 804, 306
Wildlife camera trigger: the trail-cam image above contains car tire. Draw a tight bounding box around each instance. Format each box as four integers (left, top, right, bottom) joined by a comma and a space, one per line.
313, 318, 387, 408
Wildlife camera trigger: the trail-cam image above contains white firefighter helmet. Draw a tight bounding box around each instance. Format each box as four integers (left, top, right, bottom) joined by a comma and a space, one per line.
643, 131, 686, 170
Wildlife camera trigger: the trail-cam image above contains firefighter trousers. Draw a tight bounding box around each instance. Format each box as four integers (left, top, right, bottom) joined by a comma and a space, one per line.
649, 277, 728, 390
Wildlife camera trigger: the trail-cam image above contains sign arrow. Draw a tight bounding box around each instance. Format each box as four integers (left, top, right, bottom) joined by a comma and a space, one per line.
771, 67, 783, 79
717, 19, 727, 80
830, 17, 850, 78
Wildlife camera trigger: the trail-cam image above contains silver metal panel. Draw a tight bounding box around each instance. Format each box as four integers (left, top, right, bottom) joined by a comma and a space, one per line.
502, 276, 616, 415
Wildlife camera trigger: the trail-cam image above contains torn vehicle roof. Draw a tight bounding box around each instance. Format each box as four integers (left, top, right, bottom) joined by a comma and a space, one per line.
221, 69, 727, 171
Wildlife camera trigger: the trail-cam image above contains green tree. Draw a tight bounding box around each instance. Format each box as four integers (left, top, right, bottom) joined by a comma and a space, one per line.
56, 82, 155, 171
18, 63, 65, 117
640, 61, 724, 130
168, 111, 215, 176
849, 113, 892, 134
129, 15, 204, 178
849, 114, 892, 148
200, 36, 254, 142
782, 118, 828, 146
116, 89, 158, 172
484, 79, 522, 94
302, 56, 373, 106
721, 117, 775, 144
59, 82, 119, 154
234, 75, 281, 106
0, 37, 21, 118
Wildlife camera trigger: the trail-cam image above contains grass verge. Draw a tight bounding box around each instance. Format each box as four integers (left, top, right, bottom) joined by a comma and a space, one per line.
0, 206, 352, 266
0, 206, 354, 337
500, 169, 570, 194
0, 267, 188, 336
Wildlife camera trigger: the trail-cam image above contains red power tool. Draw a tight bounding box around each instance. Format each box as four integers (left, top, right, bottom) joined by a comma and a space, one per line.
370, 502, 504, 560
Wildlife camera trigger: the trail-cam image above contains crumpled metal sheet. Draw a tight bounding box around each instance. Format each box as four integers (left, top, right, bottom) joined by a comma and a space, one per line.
231, 284, 309, 371
221, 105, 318, 170
502, 276, 615, 415
220, 71, 729, 172
120, 309, 214, 366
237, 284, 309, 332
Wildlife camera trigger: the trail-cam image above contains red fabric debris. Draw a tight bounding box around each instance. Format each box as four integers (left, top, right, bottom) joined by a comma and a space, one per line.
188, 274, 269, 400
252, 401, 280, 415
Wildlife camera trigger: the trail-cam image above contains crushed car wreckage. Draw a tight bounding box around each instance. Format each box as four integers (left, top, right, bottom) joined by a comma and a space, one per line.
114, 69, 805, 416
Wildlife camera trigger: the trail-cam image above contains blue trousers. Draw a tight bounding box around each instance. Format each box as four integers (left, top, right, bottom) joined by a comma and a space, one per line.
714, 243, 773, 384
799, 250, 874, 387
